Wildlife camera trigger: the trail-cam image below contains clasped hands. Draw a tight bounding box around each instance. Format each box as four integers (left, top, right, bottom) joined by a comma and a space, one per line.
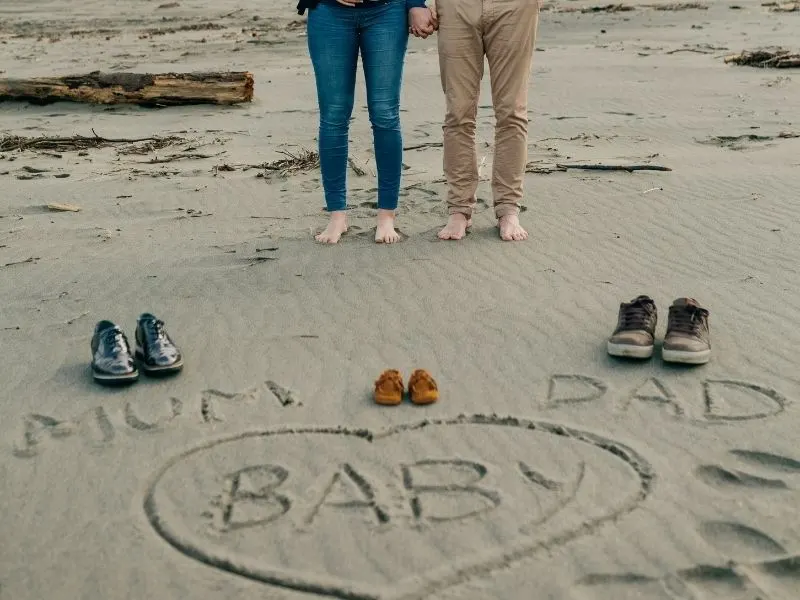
409, 5, 438, 39
334, 0, 439, 39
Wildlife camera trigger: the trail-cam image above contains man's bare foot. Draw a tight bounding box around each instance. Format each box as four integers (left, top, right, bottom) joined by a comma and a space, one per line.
315, 211, 348, 244
438, 213, 472, 240
375, 209, 401, 244
498, 214, 528, 241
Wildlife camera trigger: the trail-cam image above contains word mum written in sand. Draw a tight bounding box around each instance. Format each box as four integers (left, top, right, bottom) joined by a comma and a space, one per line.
11, 375, 788, 459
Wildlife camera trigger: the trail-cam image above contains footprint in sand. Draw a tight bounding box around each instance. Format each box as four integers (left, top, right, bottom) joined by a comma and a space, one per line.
676, 523, 800, 599
574, 522, 800, 599
697, 521, 787, 562
696, 449, 800, 493
574, 450, 800, 599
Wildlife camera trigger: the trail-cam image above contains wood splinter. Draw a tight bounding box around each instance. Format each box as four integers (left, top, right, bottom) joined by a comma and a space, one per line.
0, 71, 254, 107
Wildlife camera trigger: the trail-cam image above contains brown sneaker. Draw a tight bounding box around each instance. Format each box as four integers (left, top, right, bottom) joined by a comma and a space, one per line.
408, 369, 439, 405
662, 298, 711, 364
607, 295, 658, 359
374, 369, 404, 405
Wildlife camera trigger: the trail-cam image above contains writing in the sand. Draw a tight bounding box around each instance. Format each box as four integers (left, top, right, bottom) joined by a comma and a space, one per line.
207, 459, 556, 531
10, 376, 788, 458
545, 375, 787, 421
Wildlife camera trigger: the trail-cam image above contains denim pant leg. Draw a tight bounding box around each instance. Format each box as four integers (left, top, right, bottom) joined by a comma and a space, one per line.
359, 1, 408, 212
307, 4, 359, 212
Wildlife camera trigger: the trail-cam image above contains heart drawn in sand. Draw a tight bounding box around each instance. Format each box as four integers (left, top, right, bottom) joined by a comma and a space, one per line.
144, 415, 653, 600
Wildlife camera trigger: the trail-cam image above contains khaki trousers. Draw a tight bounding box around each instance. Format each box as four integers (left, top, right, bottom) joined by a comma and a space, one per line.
436, 0, 539, 219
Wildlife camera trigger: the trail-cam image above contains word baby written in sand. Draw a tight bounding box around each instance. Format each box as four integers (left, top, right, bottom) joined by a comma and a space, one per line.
9, 375, 788, 459
203, 458, 578, 532
144, 417, 653, 600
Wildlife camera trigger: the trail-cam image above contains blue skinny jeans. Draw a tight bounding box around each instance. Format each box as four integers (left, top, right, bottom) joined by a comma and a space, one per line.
307, 0, 409, 212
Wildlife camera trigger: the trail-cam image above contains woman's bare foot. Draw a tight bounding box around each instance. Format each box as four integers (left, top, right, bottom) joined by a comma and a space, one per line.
498, 214, 528, 241
315, 211, 348, 244
437, 214, 472, 240
375, 209, 401, 244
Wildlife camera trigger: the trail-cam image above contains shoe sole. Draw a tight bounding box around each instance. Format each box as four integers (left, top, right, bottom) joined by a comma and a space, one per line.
411, 394, 439, 405
135, 351, 184, 375
662, 348, 711, 364
93, 370, 139, 384
374, 394, 402, 406
607, 342, 654, 359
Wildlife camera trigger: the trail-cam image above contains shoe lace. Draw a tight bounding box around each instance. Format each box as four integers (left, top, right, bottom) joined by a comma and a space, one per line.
669, 307, 706, 335
102, 328, 127, 355
145, 319, 167, 343
620, 303, 653, 330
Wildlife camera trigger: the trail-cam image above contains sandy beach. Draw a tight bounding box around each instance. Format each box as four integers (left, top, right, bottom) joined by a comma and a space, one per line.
1, 0, 800, 598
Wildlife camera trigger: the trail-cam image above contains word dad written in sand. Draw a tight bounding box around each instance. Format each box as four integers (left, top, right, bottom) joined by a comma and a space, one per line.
144, 416, 653, 600
546, 375, 787, 421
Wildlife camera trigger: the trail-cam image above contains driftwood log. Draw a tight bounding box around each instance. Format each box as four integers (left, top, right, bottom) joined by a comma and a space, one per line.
0, 71, 254, 107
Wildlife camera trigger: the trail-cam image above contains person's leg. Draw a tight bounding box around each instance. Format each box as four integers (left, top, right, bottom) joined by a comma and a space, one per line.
360, 0, 409, 244
435, 0, 485, 240
484, 0, 539, 241
307, 3, 359, 244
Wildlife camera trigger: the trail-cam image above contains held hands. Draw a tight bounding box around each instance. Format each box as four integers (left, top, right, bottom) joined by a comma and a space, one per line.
409, 6, 438, 39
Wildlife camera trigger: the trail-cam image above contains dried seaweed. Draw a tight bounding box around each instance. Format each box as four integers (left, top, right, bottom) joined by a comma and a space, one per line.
555, 3, 636, 12
650, 2, 707, 10
724, 49, 800, 68
0, 129, 184, 154
254, 148, 320, 178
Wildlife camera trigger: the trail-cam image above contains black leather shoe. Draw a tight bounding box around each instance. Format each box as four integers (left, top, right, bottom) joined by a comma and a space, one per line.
135, 313, 183, 375
91, 320, 138, 384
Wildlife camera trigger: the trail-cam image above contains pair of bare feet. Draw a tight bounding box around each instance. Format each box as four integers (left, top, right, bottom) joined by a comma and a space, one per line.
437, 213, 529, 242
316, 211, 527, 244
315, 209, 400, 245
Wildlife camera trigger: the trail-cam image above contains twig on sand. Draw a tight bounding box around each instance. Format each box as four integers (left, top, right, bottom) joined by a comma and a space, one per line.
66, 312, 89, 325
666, 48, 715, 55
724, 48, 800, 68
347, 157, 367, 176
246, 255, 278, 266
525, 162, 567, 174
554, 3, 635, 12
117, 138, 188, 155
555, 163, 672, 172
144, 151, 224, 164
698, 131, 798, 148
403, 142, 444, 151
0, 129, 184, 153
2, 256, 38, 268
581, 3, 634, 12
219, 8, 246, 18
649, 2, 707, 10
